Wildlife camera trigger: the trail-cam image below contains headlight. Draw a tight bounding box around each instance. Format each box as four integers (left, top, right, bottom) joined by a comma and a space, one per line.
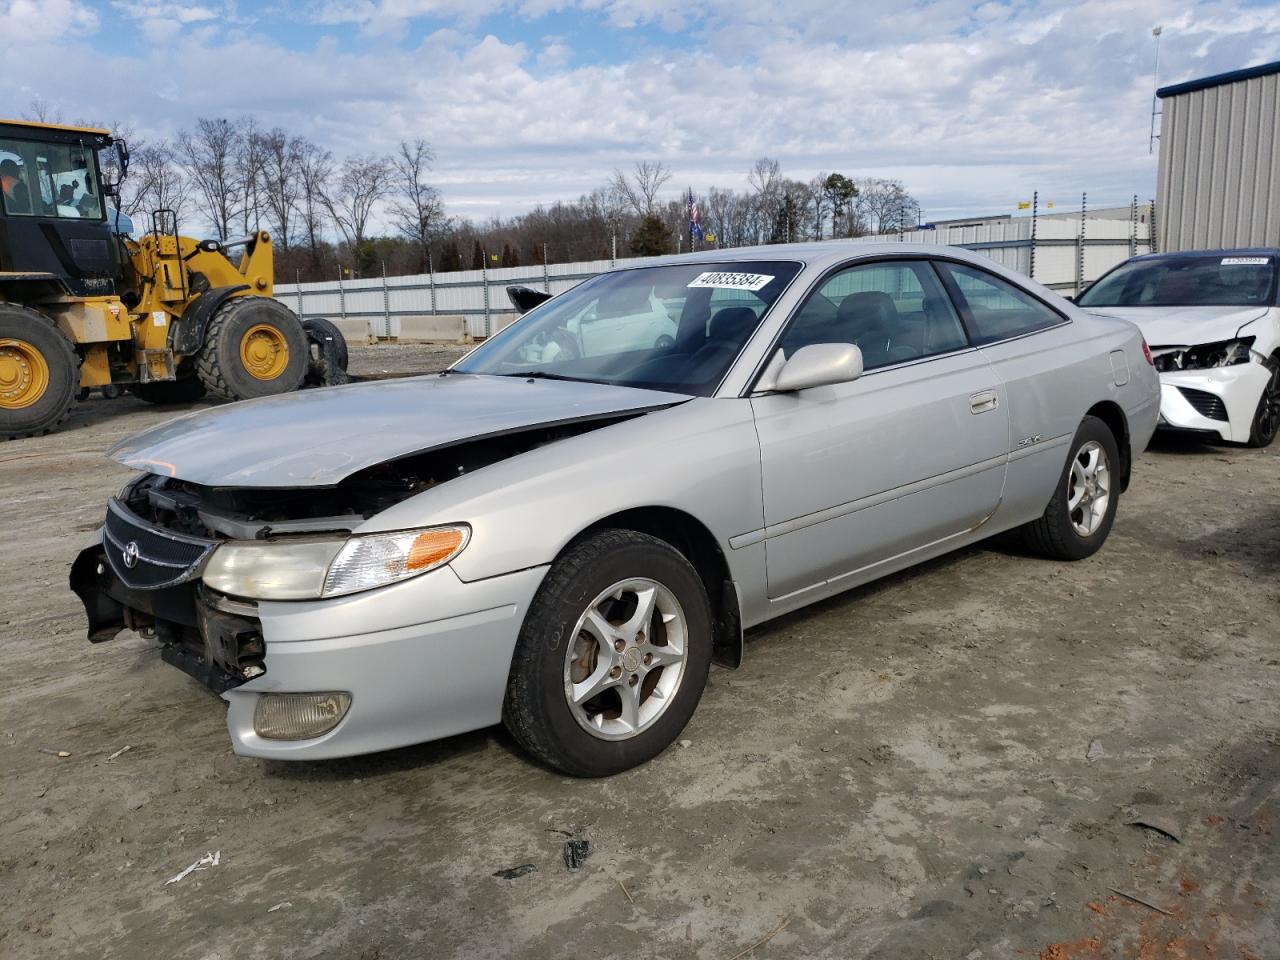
1152, 337, 1255, 372
201, 524, 470, 600
322, 525, 469, 598
202, 539, 344, 600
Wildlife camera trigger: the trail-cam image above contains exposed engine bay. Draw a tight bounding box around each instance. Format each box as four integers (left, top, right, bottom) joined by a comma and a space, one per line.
121, 416, 637, 541
70, 415, 639, 693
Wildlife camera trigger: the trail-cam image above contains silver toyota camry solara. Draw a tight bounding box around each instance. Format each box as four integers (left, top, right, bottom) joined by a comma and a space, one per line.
71, 243, 1160, 776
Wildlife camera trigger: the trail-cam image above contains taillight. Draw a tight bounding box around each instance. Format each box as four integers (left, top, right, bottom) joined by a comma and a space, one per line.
1141, 339, 1154, 366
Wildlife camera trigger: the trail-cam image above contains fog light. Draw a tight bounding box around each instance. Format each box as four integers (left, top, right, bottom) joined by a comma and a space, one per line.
254, 692, 352, 740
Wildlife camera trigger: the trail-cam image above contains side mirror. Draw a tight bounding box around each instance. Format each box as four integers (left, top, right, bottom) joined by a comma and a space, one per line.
772, 343, 864, 392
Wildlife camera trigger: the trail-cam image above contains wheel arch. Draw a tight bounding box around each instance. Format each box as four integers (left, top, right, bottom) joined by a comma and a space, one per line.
1085, 400, 1131, 491
571, 505, 743, 669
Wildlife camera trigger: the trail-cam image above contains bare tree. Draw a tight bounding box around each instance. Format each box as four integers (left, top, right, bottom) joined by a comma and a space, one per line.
323, 153, 391, 250
177, 118, 242, 239
747, 157, 783, 198
389, 139, 444, 271
609, 160, 671, 218
23, 98, 62, 123
120, 141, 188, 224
236, 117, 268, 234
258, 129, 302, 249
295, 139, 332, 268
854, 178, 918, 235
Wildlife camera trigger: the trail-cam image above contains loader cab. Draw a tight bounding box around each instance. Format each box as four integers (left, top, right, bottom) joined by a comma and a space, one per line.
0, 120, 122, 298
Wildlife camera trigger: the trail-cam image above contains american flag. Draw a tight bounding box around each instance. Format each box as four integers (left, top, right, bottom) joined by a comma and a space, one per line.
688, 189, 705, 241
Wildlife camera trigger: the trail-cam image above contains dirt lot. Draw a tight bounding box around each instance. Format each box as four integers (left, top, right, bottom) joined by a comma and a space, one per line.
2, 342, 1277, 960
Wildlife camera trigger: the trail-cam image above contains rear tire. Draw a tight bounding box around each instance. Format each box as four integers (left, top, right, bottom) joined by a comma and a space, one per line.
1020, 415, 1121, 560
302, 317, 349, 371
0, 303, 79, 440
196, 297, 308, 401
503, 530, 713, 777
130, 377, 206, 404
1245, 357, 1280, 448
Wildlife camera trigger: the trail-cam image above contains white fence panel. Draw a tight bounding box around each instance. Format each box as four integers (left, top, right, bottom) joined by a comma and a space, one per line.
276, 216, 1152, 340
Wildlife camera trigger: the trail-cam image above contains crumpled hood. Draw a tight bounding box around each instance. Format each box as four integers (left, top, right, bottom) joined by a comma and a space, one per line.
1086, 305, 1270, 346
110, 374, 687, 487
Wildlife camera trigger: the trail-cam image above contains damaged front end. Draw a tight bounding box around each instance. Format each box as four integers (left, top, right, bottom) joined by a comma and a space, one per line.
70, 415, 640, 693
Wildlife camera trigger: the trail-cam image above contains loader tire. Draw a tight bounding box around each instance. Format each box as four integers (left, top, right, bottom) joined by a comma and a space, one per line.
196, 297, 308, 401
0, 303, 79, 440
303, 317, 349, 372
130, 377, 207, 404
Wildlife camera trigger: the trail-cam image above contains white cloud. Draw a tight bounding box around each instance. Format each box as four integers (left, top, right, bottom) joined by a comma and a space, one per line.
0, 0, 1277, 226
0, 0, 97, 42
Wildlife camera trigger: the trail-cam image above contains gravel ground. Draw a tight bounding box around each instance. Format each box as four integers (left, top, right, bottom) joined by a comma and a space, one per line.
1, 341, 1277, 959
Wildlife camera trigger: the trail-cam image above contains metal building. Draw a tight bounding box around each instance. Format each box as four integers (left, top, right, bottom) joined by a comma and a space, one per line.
1155, 60, 1280, 252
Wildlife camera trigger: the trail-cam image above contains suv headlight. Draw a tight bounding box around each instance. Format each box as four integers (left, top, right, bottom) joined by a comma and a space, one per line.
1153, 336, 1255, 372
201, 525, 470, 600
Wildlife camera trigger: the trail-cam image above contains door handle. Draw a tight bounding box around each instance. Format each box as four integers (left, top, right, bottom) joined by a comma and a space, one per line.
969, 389, 999, 414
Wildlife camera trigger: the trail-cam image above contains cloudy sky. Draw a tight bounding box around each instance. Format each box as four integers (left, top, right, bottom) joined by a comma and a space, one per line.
3, 0, 1279, 223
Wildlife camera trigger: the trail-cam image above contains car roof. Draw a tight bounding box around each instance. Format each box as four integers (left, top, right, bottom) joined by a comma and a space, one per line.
624, 240, 996, 273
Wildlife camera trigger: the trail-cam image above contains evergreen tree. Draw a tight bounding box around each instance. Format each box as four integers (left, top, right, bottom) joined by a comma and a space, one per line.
769, 193, 801, 244
471, 240, 484, 270
629, 214, 671, 257
438, 240, 462, 271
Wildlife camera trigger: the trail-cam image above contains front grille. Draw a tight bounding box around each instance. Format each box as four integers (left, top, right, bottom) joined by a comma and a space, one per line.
1177, 386, 1228, 421
103, 498, 217, 590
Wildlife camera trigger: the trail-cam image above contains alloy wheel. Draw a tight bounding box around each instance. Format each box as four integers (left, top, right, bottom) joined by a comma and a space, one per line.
1067, 439, 1111, 537
563, 577, 688, 741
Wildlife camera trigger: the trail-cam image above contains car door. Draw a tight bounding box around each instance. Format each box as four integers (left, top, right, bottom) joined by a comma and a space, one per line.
749, 258, 1009, 602
934, 260, 1080, 521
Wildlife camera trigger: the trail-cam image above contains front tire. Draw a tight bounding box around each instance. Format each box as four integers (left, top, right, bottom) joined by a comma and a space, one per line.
503, 530, 713, 777
1020, 415, 1121, 560
0, 304, 79, 439
196, 297, 308, 401
1246, 357, 1280, 448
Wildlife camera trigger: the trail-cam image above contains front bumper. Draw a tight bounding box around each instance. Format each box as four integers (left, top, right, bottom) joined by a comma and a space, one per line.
1157, 362, 1271, 443
228, 564, 547, 759
73, 532, 548, 760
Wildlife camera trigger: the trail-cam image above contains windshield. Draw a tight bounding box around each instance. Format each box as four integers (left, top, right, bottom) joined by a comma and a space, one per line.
454, 260, 803, 396
1079, 254, 1277, 308
0, 136, 104, 220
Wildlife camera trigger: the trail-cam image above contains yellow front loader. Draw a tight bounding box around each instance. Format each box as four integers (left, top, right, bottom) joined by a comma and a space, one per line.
0, 119, 346, 439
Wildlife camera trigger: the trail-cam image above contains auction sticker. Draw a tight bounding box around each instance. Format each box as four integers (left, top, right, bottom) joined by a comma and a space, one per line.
1221, 257, 1270, 265
688, 271, 775, 292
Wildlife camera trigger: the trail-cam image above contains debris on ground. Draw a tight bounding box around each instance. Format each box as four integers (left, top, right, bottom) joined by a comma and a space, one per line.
267, 902, 292, 913
492, 864, 537, 880
1125, 816, 1181, 843
163, 851, 221, 886
1107, 886, 1174, 916
725, 912, 792, 960
37, 748, 71, 758
563, 839, 593, 871
679, 739, 692, 748
105, 745, 132, 763
1085, 739, 1105, 762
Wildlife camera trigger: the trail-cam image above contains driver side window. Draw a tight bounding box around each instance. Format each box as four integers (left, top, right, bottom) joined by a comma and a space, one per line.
779, 260, 969, 370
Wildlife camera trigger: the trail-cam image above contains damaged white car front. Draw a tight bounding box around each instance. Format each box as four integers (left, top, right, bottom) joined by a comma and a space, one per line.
1078, 250, 1280, 447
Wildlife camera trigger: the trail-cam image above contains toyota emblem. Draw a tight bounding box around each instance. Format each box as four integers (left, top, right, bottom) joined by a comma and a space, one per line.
122, 541, 140, 569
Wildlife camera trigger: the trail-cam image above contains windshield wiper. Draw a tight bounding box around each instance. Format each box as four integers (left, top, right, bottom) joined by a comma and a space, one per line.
498, 371, 586, 382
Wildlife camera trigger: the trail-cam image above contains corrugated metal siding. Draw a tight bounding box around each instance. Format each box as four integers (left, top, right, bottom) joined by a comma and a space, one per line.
1157, 70, 1280, 251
